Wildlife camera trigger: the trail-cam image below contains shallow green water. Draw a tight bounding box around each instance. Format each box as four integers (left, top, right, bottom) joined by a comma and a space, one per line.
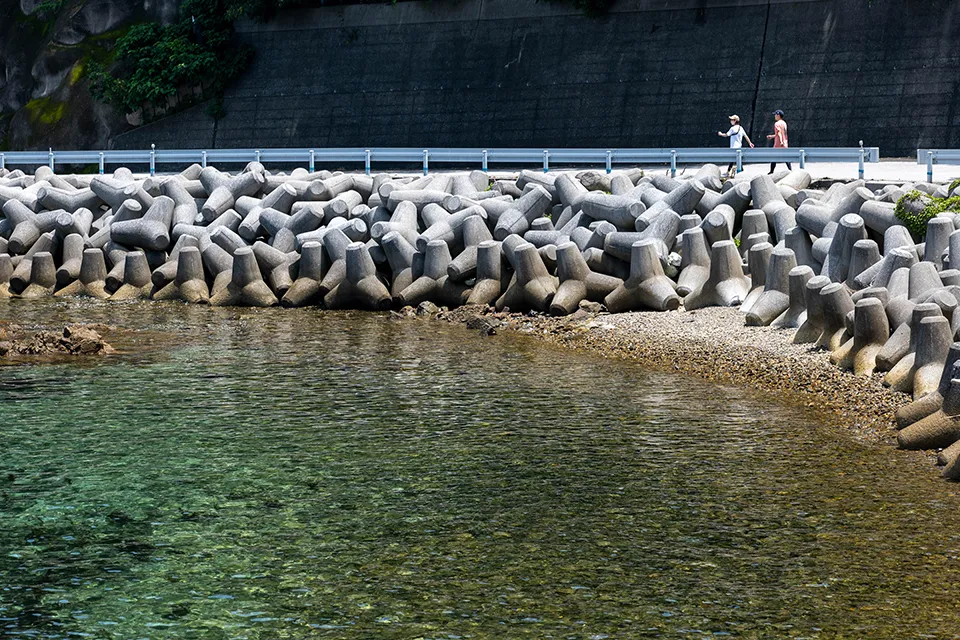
0, 299, 959, 639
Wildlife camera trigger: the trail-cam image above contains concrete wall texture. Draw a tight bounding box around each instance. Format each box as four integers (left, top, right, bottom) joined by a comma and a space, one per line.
112, 0, 960, 157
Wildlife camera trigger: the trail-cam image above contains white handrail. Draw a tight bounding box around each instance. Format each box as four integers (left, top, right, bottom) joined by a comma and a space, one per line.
0, 146, 880, 178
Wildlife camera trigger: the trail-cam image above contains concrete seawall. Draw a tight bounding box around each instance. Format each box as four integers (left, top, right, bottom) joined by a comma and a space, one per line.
113, 0, 960, 156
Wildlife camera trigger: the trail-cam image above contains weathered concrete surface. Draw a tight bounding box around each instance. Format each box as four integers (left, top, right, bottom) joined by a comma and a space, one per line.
113, 0, 960, 157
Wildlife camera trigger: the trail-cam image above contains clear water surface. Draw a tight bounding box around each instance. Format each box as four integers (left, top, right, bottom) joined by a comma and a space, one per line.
0, 298, 958, 639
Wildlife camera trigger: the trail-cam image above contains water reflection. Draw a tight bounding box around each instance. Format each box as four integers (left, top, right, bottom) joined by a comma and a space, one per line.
0, 299, 957, 639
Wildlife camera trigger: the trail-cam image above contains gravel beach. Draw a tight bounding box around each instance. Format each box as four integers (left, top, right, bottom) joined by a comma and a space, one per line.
429, 304, 914, 447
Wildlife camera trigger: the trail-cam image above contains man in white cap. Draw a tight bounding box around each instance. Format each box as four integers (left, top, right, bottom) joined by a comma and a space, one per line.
718, 114, 754, 177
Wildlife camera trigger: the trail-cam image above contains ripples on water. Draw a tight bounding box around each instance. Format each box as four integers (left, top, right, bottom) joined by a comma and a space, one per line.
0, 299, 958, 639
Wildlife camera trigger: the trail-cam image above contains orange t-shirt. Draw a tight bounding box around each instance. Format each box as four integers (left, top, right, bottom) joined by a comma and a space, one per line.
774, 120, 789, 148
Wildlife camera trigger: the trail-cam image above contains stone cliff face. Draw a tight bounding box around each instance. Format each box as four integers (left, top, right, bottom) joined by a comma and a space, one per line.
0, 0, 177, 151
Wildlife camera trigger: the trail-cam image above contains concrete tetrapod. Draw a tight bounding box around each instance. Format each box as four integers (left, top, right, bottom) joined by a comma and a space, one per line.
150, 236, 200, 291
252, 241, 295, 297
822, 214, 867, 284
740, 242, 773, 315
772, 265, 814, 329
846, 239, 881, 290
604, 240, 680, 313
379, 231, 417, 299
925, 217, 954, 270
911, 316, 954, 398
0, 255, 12, 299
784, 225, 821, 273
898, 376, 960, 451
448, 215, 494, 282
604, 210, 681, 263
19, 252, 56, 298
858, 200, 900, 234
417, 205, 487, 252
54, 208, 93, 239
153, 246, 210, 304
495, 242, 558, 312
882, 304, 944, 390
739, 210, 769, 257
895, 344, 960, 430
817, 283, 854, 351
580, 193, 645, 230
855, 245, 918, 290
493, 185, 553, 240
465, 241, 504, 306
877, 302, 942, 373
830, 297, 890, 375
54, 248, 110, 299
796, 187, 872, 237
700, 208, 734, 246
110, 252, 153, 301
554, 173, 589, 214
10, 231, 58, 294
318, 228, 352, 297
696, 182, 750, 219
281, 242, 326, 307
110, 196, 174, 251
683, 240, 751, 310
324, 242, 392, 311
639, 179, 705, 226
550, 241, 623, 315
398, 240, 471, 308
56, 233, 84, 288
677, 228, 711, 297
209, 247, 279, 307
745, 247, 797, 326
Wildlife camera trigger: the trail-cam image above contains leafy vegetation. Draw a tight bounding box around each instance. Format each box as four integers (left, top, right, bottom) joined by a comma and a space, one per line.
34, 0, 66, 21
894, 190, 960, 238
88, 0, 252, 118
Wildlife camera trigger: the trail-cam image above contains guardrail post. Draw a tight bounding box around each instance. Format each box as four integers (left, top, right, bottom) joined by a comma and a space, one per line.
150, 144, 156, 177
670, 150, 677, 178
543, 150, 550, 173
606, 150, 612, 174
0, 153, 5, 171
202, 151, 207, 168
799, 149, 806, 170
736, 149, 742, 174
255, 149, 261, 164
482, 149, 488, 173
858, 141, 865, 180
98, 152, 104, 175
927, 151, 934, 182
48, 148, 54, 172
365, 149, 372, 176
309, 149, 315, 173
423, 149, 429, 176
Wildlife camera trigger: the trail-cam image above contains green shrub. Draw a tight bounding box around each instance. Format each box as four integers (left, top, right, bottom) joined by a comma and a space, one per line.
89, 0, 252, 116
895, 190, 960, 238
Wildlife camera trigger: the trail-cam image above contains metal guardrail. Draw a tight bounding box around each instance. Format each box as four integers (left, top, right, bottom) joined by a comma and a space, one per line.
917, 149, 960, 181
0, 145, 880, 178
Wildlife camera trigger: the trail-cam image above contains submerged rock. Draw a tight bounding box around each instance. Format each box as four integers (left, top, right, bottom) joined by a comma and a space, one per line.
5, 324, 115, 357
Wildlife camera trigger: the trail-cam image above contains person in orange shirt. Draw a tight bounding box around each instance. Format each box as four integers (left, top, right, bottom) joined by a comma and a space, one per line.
766, 110, 791, 174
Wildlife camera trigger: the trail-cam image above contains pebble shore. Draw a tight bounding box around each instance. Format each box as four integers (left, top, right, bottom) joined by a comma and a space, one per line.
428, 304, 913, 446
